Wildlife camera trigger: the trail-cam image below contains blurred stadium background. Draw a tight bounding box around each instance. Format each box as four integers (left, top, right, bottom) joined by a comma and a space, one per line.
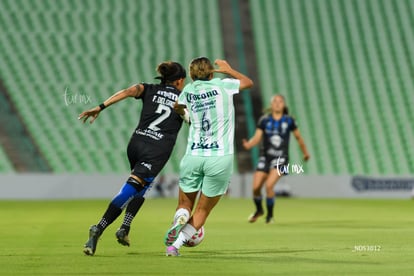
0, 0, 413, 199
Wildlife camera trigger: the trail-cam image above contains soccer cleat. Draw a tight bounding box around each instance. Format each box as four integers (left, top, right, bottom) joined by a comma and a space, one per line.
83, 225, 101, 256
115, 228, 130, 247
248, 211, 264, 223
265, 217, 274, 224
164, 215, 188, 246
166, 246, 180, 256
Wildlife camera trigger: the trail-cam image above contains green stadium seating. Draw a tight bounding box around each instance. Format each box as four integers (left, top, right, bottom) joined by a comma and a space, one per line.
0, 0, 224, 173
0, 146, 14, 173
1, 0, 413, 175
250, 0, 414, 175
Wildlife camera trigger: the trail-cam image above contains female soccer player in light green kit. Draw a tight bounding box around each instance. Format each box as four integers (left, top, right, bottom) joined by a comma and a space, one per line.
164, 57, 253, 256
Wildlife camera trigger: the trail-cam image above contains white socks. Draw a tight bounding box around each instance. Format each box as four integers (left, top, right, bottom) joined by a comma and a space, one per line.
172, 224, 197, 249
174, 208, 190, 223
169, 208, 192, 249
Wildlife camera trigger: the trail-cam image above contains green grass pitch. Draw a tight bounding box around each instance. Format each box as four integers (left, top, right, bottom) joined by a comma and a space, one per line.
0, 198, 413, 275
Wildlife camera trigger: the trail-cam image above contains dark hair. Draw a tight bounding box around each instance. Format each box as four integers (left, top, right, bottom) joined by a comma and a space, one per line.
189, 57, 214, 81
155, 61, 186, 85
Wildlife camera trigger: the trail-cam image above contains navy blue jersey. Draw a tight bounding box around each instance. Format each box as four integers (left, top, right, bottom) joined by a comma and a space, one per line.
134, 83, 183, 147
127, 83, 183, 183
257, 114, 297, 158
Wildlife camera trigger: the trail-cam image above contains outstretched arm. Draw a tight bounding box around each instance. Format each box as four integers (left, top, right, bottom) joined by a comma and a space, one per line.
242, 128, 263, 150
214, 59, 254, 90
78, 84, 144, 124
293, 128, 310, 161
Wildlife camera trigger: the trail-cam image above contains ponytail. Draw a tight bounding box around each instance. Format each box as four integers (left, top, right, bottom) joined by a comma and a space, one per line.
155, 61, 186, 85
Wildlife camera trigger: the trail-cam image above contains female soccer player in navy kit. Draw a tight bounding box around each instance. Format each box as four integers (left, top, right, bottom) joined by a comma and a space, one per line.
79, 61, 187, 255
243, 94, 310, 223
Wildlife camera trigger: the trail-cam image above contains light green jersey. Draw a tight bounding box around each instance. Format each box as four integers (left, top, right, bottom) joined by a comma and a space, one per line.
178, 78, 240, 156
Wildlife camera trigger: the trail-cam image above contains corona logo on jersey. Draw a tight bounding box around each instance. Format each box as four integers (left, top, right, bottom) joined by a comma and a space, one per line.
186, 89, 219, 102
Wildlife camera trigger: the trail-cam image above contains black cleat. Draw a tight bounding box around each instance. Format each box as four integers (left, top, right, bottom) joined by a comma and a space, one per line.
248, 211, 264, 223
83, 225, 101, 256
265, 217, 274, 224
115, 228, 130, 247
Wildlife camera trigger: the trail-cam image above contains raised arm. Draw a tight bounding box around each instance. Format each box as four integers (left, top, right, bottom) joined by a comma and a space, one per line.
214, 59, 254, 90
242, 128, 263, 150
78, 84, 144, 124
293, 128, 310, 161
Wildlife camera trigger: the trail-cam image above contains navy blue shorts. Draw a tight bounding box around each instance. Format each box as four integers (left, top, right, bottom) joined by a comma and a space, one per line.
256, 155, 289, 175
126, 134, 173, 184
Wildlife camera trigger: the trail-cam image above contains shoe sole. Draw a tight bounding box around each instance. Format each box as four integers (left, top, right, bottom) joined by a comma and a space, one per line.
166, 252, 180, 257
83, 247, 94, 256
117, 238, 130, 246
166, 246, 180, 256
164, 216, 187, 246
116, 231, 130, 247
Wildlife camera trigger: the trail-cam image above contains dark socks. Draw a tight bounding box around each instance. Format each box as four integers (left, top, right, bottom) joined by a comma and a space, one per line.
254, 197, 264, 214
120, 197, 145, 235
95, 177, 147, 235
97, 203, 123, 233
266, 197, 275, 219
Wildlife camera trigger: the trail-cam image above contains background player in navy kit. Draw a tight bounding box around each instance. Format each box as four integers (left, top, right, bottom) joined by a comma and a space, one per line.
243, 94, 310, 223
78, 61, 187, 255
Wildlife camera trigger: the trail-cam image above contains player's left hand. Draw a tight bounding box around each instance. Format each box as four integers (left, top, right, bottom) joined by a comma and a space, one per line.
242, 139, 250, 150
303, 153, 310, 161
214, 59, 233, 74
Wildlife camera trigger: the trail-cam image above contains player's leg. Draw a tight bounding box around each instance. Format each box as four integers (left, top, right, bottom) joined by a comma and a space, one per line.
116, 139, 168, 246
167, 193, 222, 256
83, 176, 148, 255
188, 193, 221, 229
249, 171, 268, 222
249, 156, 269, 222
166, 155, 232, 256
115, 176, 152, 246
116, 196, 145, 246
264, 168, 283, 224
164, 155, 201, 246
164, 189, 198, 246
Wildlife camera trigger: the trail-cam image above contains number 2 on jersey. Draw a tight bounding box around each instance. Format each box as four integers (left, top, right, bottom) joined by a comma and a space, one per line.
148, 104, 171, 131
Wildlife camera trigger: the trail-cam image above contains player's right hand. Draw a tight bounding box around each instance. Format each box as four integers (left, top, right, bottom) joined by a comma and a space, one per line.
173, 101, 186, 116
78, 106, 101, 124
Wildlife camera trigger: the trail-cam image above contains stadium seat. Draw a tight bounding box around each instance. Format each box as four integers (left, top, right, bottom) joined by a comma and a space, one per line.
0, 0, 223, 173
3, 0, 411, 175
249, 0, 414, 175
